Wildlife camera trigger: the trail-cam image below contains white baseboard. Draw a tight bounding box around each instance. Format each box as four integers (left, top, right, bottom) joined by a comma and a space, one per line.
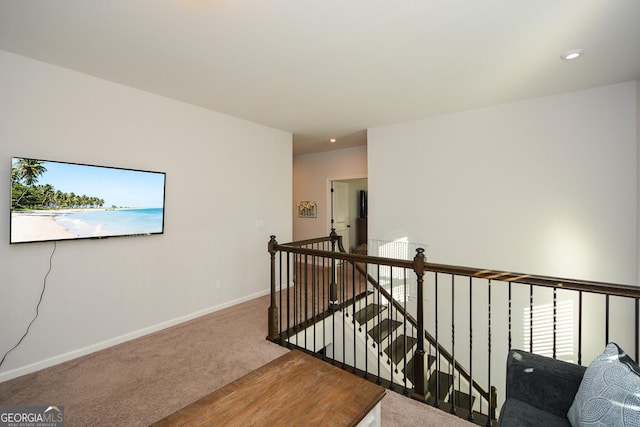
0, 288, 270, 383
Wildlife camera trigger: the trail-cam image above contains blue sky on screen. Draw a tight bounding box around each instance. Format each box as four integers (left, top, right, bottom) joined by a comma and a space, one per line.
14, 158, 165, 208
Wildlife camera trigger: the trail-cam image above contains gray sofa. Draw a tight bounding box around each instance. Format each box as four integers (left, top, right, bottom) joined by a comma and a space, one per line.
497, 349, 587, 427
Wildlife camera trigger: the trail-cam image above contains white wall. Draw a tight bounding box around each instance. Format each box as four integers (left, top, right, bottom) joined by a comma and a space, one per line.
292, 146, 367, 241
0, 50, 292, 381
369, 81, 637, 285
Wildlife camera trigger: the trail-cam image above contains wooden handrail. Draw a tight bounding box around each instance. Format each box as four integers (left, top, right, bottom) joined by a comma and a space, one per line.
424, 262, 640, 298
282, 236, 337, 247
280, 237, 640, 298
274, 242, 414, 269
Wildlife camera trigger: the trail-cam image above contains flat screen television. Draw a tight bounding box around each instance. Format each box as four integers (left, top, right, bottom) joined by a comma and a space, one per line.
10, 157, 166, 244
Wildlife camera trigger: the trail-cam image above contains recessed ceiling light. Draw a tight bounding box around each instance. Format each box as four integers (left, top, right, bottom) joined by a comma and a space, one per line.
329, 138, 336, 143
561, 49, 584, 60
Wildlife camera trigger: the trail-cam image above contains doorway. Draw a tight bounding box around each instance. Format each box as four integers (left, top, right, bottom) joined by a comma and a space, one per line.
330, 178, 368, 253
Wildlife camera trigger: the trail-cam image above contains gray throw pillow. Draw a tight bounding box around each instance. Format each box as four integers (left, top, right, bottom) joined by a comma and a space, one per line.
567, 343, 640, 426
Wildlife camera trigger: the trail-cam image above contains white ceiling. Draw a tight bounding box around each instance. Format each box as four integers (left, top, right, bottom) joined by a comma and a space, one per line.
1, 1, 639, 155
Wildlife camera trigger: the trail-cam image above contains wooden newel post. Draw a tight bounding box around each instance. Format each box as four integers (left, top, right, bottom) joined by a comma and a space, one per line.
412, 247, 428, 401
267, 235, 279, 341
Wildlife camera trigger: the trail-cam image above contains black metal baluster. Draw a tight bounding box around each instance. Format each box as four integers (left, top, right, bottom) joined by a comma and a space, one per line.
300, 253, 305, 344
304, 254, 308, 350
377, 264, 382, 385
553, 288, 557, 359
636, 298, 639, 363
605, 294, 610, 345
279, 252, 283, 345
342, 255, 347, 307
286, 253, 291, 347
298, 252, 303, 347
578, 291, 583, 365
451, 274, 456, 415
341, 258, 346, 369
389, 268, 394, 387
322, 242, 331, 311
293, 253, 298, 347
403, 268, 409, 395
434, 273, 440, 409
529, 285, 533, 353
364, 261, 370, 381
321, 254, 327, 360
331, 254, 336, 364
330, 240, 338, 310
508, 282, 512, 351
352, 261, 357, 374
468, 276, 474, 422
486, 279, 492, 427
312, 254, 317, 355
316, 244, 321, 315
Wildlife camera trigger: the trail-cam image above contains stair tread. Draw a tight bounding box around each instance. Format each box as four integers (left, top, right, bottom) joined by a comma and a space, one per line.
402, 354, 436, 382
354, 304, 386, 324
451, 389, 476, 411
403, 357, 414, 380
429, 370, 453, 401
384, 335, 418, 364
427, 371, 477, 412
367, 318, 402, 343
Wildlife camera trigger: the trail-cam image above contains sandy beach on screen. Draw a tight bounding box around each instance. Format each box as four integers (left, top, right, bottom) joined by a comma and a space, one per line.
11, 210, 76, 243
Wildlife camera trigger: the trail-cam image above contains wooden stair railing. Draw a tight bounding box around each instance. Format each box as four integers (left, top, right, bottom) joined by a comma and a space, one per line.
268, 233, 640, 426
268, 233, 497, 424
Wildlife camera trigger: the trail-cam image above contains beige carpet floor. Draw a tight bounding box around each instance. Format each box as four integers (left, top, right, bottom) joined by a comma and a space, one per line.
0, 294, 473, 426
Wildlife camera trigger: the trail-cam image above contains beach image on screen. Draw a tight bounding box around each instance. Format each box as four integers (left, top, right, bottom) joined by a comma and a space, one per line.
10, 157, 166, 244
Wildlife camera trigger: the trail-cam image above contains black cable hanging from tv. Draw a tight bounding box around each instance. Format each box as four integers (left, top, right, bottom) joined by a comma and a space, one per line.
0, 241, 57, 368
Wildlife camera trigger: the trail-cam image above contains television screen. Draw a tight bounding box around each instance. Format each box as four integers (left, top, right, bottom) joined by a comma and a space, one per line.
10, 157, 166, 244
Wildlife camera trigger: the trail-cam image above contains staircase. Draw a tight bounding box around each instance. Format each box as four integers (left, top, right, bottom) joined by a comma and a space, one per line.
267, 233, 502, 425
348, 291, 416, 388
285, 286, 492, 425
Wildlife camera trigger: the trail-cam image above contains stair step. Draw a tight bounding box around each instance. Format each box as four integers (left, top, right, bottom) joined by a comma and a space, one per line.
367, 318, 402, 344
403, 356, 414, 380
354, 303, 386, 324
429, 370, 453, 401
402, 354, 436, 383
451, 389, 476, 411
384, 335, 417, 365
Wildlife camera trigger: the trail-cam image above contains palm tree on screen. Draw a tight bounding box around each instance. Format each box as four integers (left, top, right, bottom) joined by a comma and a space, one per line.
40, 184, 55, 207
15, 158, 47, 185
12, 158, 48, 207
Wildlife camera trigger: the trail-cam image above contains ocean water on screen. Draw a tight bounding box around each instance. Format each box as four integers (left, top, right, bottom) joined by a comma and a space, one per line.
55, 208, 163, 238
